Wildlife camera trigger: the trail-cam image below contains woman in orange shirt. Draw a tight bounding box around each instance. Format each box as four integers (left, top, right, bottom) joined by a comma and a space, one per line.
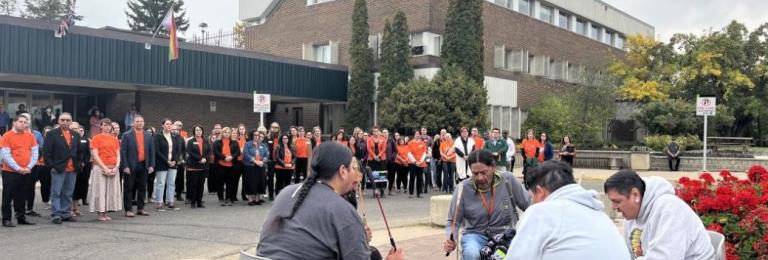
213, 127, 240, 206
407, 132, 428, 198
89, 118, 122, 221
334, 131, 348, 147
394, 138, 410, 193
233, 128, 247, 202
273, 133, 295, 195
439, 133, 457, 194
520, 129, 542, 179
293, 127, 310, 184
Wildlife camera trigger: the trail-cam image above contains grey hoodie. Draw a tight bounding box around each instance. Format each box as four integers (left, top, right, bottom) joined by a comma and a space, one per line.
624, 177, 714, 260
506, 184, 630, 259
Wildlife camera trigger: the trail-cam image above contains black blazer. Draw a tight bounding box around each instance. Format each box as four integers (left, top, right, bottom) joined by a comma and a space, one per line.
120, 129, 156, 172
154, 132, 184, 171
43, 128, 81, 173
213, 139, 240, 165
77, 136, 91, 169
186, 138, 211, 170
274, 144, 296, 168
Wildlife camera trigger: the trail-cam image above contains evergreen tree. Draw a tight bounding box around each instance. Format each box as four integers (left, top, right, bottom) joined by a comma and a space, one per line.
377, 11, 412, 99
126, 0, 189, 34
345, 0, 375, 129
441, 0, 484, 84
0, 0, 17, 16
435, 65, 489, 132
23, 0, 80, 22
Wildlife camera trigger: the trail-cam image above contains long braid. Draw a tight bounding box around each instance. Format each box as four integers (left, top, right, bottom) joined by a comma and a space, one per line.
289, 171, 318, 218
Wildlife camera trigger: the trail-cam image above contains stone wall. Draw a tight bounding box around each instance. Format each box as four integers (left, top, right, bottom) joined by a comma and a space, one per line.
650, 156, 768, 172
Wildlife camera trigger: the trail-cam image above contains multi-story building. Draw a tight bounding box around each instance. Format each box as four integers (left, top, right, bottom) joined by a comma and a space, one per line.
240, 0, 654, 137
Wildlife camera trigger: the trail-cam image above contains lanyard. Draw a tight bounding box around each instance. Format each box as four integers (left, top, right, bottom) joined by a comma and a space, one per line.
478, 187, 496, 216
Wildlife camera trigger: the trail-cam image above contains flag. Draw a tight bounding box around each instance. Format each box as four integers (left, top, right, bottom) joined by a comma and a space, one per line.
54, 0, 76, 38
161, 10, 179, 61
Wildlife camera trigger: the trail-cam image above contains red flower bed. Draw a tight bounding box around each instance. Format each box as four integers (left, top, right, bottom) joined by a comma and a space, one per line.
677, 165, 768, 260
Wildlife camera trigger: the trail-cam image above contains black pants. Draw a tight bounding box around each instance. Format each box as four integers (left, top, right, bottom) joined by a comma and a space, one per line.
408, 165, 424, 196
386, 161, 396, 192
266, 162, 276, 199
435, 161, 443, 189
424, 161, 432, 193
207, 164, 218, 194
175, 164, 186, 200
669, 157, 680, 171
186, 169, 207, 206
73, 163, 91, 202
146, 171, 156, 201
216, 165, 236, 201
24, 166, 40, 211
2, 171, 27, 221
243, 165, 266, 196
36, 165, 52, 203
231, 162, 243, 201
275, 168, 293, 196
508, 157, 516, 172
396, 164, 409, 190
123, 164, 148, 211
294, 158, 308, 184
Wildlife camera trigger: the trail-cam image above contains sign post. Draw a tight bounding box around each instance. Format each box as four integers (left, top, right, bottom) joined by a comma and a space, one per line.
253, 92, 271, 128
696, 96, 716, 171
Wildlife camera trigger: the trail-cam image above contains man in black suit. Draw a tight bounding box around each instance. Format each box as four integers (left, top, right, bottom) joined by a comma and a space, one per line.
120, 115, 155, 217
43, 112, 80, 224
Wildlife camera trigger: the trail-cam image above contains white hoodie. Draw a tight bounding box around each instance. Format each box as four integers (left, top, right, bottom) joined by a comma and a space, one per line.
624, 177, 714, 260
505, 184, 630, 260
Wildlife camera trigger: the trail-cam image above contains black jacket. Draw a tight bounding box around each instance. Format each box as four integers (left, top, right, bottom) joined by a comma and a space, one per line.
154, 132, 184, 171
274, 144, 296, 168
43, 128, 81, 173
213, 139, 240, 166
120, 129, 156, 172
354, 140, 367, 161
432, 139, 441, 161
186, 138, 211, 171
386, 138, 397, 163
77, 136, 91, 169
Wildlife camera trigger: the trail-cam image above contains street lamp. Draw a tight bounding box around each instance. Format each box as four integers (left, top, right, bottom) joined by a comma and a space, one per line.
199, 22, 208, 44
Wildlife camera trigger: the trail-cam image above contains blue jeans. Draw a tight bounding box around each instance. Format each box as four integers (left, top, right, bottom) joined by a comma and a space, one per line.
50, 169, 76, 219
442, 162, 456, 193
154, 169, 177, 205
461, 233, 489, 260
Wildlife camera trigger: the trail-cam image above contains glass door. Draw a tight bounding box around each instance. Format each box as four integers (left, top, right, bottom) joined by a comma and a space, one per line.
31, 94, 52, 130
7, 93, 28, 119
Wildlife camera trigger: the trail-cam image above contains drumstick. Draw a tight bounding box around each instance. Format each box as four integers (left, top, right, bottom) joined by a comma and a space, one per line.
446, 183, 465, 256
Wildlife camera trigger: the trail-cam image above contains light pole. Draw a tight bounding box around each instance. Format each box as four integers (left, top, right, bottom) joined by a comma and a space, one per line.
199, 22, 208, 44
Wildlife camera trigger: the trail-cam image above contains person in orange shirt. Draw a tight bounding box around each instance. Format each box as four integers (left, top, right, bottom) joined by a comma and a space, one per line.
293, 127, 310, 184
1, 115, 39, 227
471, 127, 485, 151
439, 133, 457, 194
213, 127, 240, 206
43, 112, 81, 224
393, 137, 410, 192
119, 115, 155, 217
520, 129, 542, 180
89, 118, 122, 221
407, 131, 428, 198
173, 121, 189, 202
236, 125, 248, 201
366, 127, 387, 172
273, 134, 295, 195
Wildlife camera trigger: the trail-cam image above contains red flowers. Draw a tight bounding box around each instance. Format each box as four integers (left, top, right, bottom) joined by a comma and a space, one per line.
676, 165, 768, 260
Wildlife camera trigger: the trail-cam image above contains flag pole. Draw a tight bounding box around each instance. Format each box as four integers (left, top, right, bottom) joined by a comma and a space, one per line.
145, 3, 175, 50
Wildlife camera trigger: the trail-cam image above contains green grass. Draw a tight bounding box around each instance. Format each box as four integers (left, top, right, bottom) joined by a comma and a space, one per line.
719, 146, 768, 155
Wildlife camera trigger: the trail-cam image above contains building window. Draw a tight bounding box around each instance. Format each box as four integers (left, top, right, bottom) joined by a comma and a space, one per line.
518, 0, 531, 16
591, 25, 600, 40
490, 0, 510, 8
616, 35, 626, 49
411, 32, 424, 55
558, 12, 569, 29
313, 44, 331, 63
575, 19, 587, 35
307, 0, 334, 6
604, 31, 614, 45
539, 5, 553, 23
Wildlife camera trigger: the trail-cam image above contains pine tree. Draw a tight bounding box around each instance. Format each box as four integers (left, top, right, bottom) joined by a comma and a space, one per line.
377, 11, 412, 99
441, 0, 484, 84
23, 0, 80, 22
126, 0, 189, 34
345, 0, 375, 129
0, 0, 17, 16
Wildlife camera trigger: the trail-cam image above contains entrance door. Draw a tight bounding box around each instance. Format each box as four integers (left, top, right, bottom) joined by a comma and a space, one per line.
31, 94, 52, 130
7, 92, 28, 119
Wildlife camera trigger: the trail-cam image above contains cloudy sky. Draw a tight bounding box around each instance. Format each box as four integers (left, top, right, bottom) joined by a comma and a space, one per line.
8, 0, 768, 41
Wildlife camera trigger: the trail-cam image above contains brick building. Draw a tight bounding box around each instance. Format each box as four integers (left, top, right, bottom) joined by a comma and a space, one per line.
240, 0, 654, 137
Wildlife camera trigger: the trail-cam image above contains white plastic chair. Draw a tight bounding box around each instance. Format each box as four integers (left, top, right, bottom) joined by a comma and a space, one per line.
240, 250, 272, 260
708, 230, 725, 260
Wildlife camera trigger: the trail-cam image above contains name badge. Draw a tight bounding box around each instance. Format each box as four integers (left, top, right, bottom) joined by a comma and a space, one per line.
268, 141, 273, 144
192, 142, 198, 145
80, 140, 87, 143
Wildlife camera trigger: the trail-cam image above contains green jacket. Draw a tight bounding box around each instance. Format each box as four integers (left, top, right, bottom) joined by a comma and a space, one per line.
484, 139, 509, 166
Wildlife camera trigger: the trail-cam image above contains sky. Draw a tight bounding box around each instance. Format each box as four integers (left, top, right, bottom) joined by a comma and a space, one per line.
7, 0, 768, 41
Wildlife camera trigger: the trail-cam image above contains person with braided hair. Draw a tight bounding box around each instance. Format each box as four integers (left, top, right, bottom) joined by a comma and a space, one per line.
257, 142, 404, 260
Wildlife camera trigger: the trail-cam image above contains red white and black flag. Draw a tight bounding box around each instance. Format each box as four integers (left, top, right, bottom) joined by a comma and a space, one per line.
55, 0, 77, 38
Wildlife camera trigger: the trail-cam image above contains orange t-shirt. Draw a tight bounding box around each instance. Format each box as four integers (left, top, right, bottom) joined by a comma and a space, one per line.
237, 138, 246, 161
0, 130, 38, 172
195, 137, 204, 156
395, 144, 409, 166
219, 139, 233, 167
61, 129, 75, 172
294, 137, 309, 158
521, 139, 542, 161
408, 140, 428, 168
473, 136, 485, 151
180, 130, 189, 140
91, 133, 120, 166
136, 130, 145, 162
440, 140, 457, 162
275, 146, 294, 170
